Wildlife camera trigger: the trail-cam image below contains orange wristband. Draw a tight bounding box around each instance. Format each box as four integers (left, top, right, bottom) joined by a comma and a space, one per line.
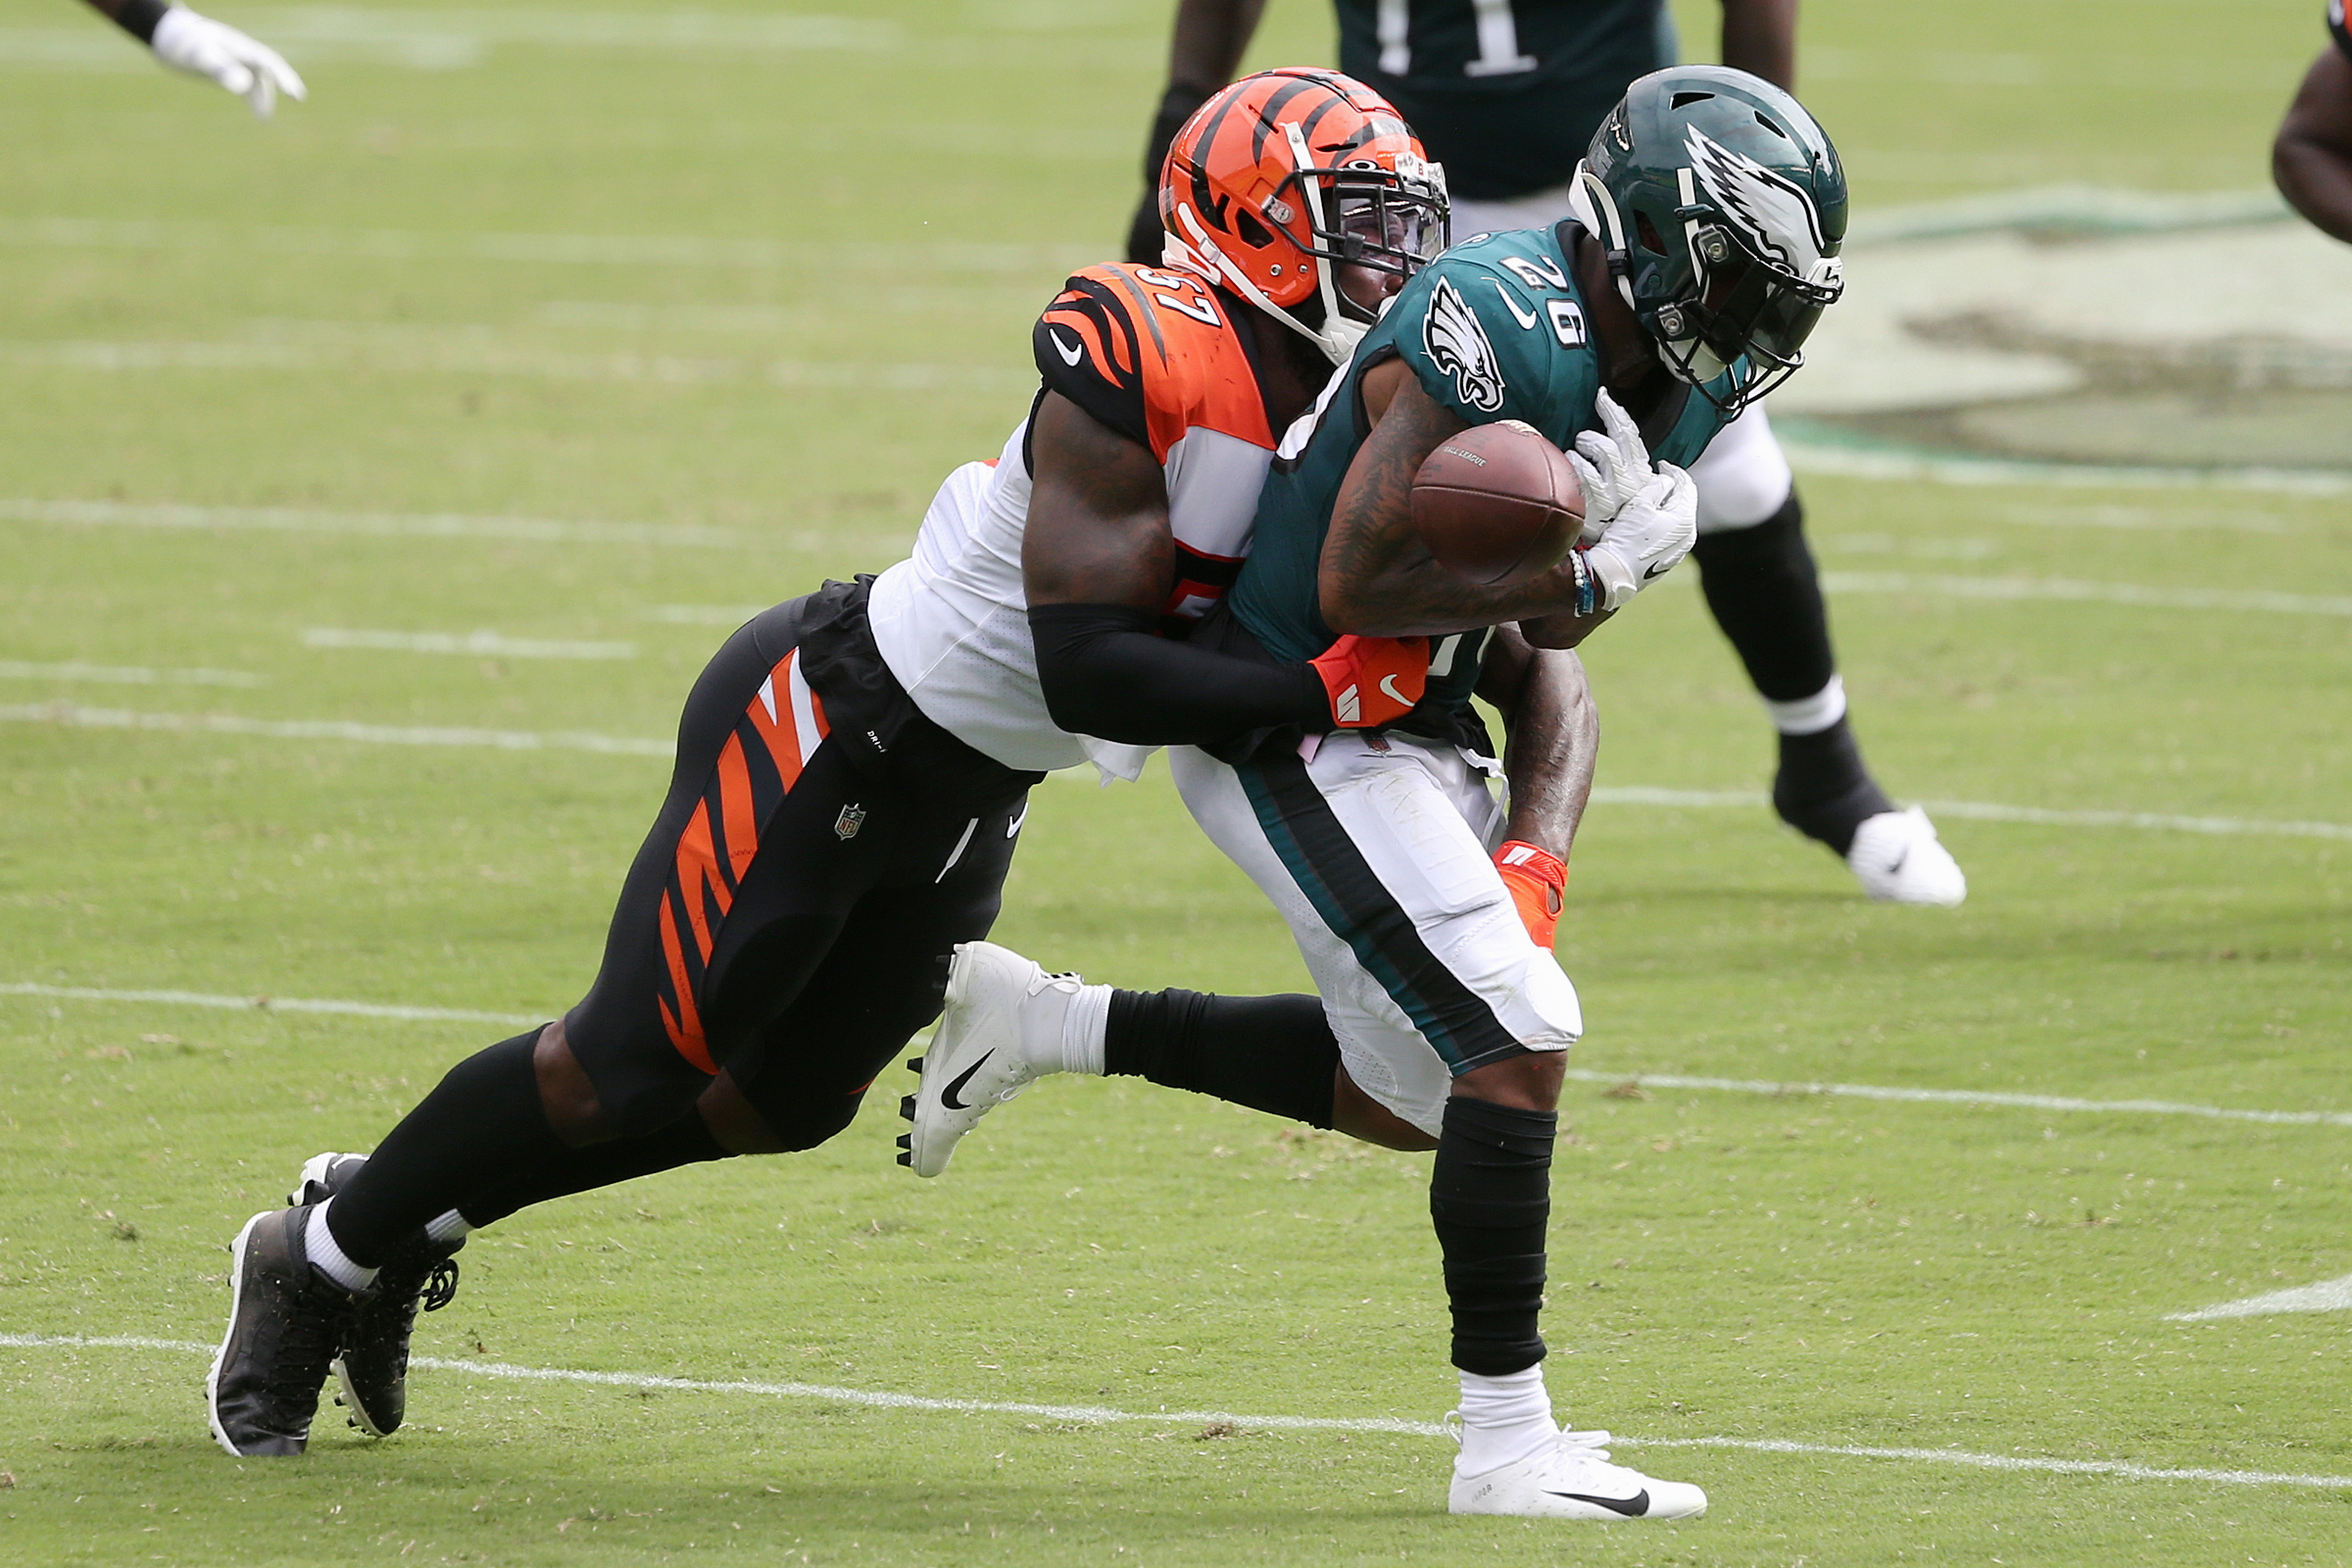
1494, 840, 1568, 949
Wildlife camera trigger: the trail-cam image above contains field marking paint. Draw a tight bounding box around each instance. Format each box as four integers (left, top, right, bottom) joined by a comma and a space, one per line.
1589, 786, 2352, 845
0, 337, 1037, 395
1, 496, 742, 548
0, 660, 262, 688
0, 217, 1098, 275
1555, 1069, 2352, 1130
7, 976, 2343, 1130
10, 697, 2347, 845
1782, 438, 2352, 500
1821, 570, 2352, 618
3, 1332, 2345, 1492
302, 628, 636, 661
0, 982, 537, 1026
0, 702, 671, 758
2167, 1273, 2352, 1322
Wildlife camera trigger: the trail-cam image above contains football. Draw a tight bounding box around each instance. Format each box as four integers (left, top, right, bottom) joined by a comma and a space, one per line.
1410, 419, 1585, 587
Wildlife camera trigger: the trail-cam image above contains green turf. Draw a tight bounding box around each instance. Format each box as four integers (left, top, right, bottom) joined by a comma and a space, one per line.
4, 2, 2351, 1563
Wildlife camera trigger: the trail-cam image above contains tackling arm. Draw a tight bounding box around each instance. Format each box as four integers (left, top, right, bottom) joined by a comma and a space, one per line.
1318, 361, 1616, 646
1125, 0, 1270, 262
1718, 0, 1797, 91
1476, 625, 1597, 950
2275, 46, 2352, 244
1024, 391, 1423, 743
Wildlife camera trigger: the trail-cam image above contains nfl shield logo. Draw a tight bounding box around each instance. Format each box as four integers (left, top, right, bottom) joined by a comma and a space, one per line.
833, 804, 866, 841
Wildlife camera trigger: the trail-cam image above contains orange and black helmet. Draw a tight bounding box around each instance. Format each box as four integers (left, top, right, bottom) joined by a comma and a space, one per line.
1157, 69, 1448, 365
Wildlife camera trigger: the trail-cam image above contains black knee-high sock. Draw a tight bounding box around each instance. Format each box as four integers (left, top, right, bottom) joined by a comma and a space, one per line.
1690, 490, 1837, 704
1430, 1096, 1554, 1376
1103, 990, 1339, 1128
1691, 491, 1892, 854
324, 1031, 565, 1267
456, 1112, 730, 1229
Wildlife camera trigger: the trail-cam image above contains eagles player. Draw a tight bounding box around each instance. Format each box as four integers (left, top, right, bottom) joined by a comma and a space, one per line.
914, 67, 1848, 1521
204, 70, 1579, 1459
1125, 0, 1965, 905
79, 0, 305, 115
2276, 0, 2352, 243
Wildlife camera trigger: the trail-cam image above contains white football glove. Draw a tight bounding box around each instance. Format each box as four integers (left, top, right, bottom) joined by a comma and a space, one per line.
151, 6, 306, 118
1564, 387, 1654, 545
1579, 463, 1696, 611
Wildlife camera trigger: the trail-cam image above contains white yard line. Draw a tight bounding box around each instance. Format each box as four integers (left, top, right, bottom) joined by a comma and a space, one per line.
4, 977, 2342, 1129
1821, 570, 2352, 617
0, 982, 536, 1026
301, 628, 635, 660
1555, 1069, 2352, 1130
0, 702, 670, 757
1, 496, 741, 548
7, 701, 2347, 844
2, 1332, 2343, 1491
2167, 1274, 2352, 1322
1783, 439, 2352, 499
0, 659, 261, 688
1589, 786, 2352, 844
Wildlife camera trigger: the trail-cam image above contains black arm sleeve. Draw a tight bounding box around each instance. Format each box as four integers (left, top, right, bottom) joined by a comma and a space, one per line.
1029, 603, 1330, 746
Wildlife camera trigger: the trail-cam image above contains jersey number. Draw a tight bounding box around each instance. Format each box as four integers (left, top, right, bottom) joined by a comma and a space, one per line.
1135, 267, 1221, 326
1378, 0, 1536, 78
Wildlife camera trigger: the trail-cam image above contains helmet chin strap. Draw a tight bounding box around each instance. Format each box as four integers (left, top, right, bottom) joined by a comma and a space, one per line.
1167, 200, 1358, 366
1572, 160, 1710, 389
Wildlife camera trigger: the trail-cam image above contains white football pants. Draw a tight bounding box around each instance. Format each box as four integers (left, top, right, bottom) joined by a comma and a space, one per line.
1450, 188, 1796, 533
1169, 732, 1582, 1138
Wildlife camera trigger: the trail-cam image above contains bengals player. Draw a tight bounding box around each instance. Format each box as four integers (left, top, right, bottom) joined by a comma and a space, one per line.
2276, 1, 2352, 242
204, 71, 1609, 1462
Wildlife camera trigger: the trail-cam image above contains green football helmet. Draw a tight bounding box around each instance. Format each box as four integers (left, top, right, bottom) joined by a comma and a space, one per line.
1568, 66, 1847, 415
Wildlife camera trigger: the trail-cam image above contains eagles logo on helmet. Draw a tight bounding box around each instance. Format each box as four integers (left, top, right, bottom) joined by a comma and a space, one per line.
1157, 68, 1451, 366
1568, 66, 1848, 415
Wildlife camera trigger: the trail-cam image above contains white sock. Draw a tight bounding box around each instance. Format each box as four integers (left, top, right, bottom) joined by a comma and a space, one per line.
426, 1208, 473, 1248
1056, 982, 1111, 1075
305, 1200, 378, 1292
1763, 673, 1846, 736
1454, 1365, 1556, 1475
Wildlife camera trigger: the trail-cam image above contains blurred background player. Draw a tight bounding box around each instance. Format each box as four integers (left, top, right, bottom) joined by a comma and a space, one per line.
79, 0, 305, 115
2274, 0, 2352, 242
1124, 0, 1964, 905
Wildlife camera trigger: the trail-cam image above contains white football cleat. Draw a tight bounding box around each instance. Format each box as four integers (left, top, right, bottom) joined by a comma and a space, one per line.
1846, 806, 1966, 906
898, 942, 1077, 1178
1448, 1424, 1707, 1521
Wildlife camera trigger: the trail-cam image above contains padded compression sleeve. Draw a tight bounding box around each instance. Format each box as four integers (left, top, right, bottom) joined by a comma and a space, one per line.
1028, 602, 1329, 745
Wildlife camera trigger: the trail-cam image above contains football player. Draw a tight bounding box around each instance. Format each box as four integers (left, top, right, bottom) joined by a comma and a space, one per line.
2275, 1, 2352, 242
1122, 0, 1965, 905
912, 66, 1851, 1521
203, 71, 1606, 1461
79, 0, 305, 115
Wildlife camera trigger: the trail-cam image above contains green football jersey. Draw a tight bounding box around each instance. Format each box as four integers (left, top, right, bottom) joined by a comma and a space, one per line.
1334, 0, 1677, 199
1226, 223, 1727, 731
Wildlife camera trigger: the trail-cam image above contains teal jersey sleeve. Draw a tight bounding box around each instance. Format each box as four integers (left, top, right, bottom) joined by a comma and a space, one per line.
1383, 230, 1601, 446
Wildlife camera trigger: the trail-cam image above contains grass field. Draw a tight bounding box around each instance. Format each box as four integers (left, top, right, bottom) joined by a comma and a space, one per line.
4, 1, 2350, 1563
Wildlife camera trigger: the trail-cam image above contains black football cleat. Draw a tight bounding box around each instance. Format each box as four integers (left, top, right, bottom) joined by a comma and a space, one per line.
289, 1152, 462, 1438
206, 1202, 363, 1457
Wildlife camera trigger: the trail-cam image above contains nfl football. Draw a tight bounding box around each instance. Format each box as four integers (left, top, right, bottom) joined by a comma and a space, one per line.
1410, 419, 1584, 588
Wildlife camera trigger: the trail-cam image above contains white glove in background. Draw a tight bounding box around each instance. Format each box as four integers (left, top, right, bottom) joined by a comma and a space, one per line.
1580, 462, 1696, 611
1564, 387, 1653, 545
151, 6, 306, 117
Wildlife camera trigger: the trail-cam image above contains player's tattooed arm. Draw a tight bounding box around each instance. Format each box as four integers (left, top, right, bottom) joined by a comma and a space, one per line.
2275, 45, 2352, 245
1318, 361, 1613, 644
1024, 390, 1175, 612
1478, 625, 1597, 860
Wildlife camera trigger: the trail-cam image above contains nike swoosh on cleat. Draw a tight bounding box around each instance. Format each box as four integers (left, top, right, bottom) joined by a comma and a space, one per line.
1547, 1489, 1649, 1517
940, 1050, 997, 1111
1642, 560, 1675, 580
